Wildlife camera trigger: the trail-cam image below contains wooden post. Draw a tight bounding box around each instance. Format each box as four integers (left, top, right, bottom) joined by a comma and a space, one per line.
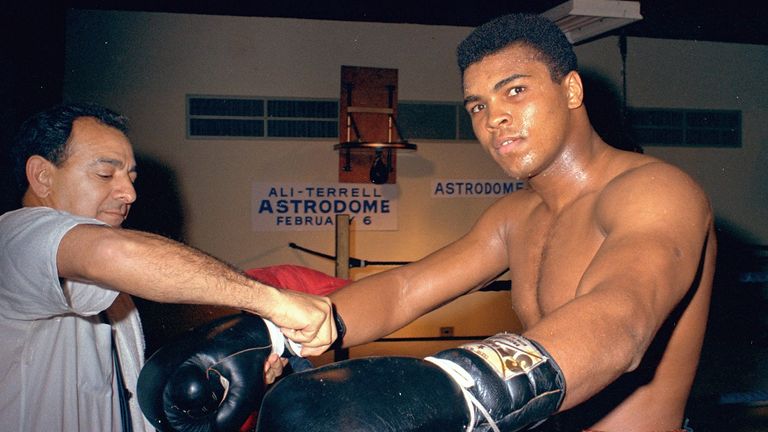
335, 214, 350, 280
334, 214, 350, 360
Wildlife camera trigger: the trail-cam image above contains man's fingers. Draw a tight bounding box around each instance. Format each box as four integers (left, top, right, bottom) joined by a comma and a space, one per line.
281, 315, 337, 356
298, 345, 326, 357
282, 327, 313, 343
273, 294, 337, 356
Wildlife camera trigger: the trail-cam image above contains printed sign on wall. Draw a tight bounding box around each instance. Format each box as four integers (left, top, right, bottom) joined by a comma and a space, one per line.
252, 182, 398, 231
431, 179, 526, 198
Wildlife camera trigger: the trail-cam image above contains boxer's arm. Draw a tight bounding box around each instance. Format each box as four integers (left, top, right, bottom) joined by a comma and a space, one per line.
330, 197, 513, 347
57, 225, 336, 354
524, 162, 714, 410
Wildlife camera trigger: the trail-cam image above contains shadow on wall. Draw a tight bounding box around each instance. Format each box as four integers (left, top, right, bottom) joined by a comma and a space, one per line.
123, 153, 187, 243
687, 219, 768, 431
0, 158, 21, 214
579, 68, 643, 154
124, 153, 238, 355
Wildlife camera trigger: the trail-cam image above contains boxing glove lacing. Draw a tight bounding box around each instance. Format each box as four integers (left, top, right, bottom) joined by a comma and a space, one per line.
205, 368, 231, 409
203, 346, 272, 411
424, 356, 501, 432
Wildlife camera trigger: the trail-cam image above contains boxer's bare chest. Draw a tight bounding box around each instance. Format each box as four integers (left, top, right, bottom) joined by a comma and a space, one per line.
506, 193, 606, 325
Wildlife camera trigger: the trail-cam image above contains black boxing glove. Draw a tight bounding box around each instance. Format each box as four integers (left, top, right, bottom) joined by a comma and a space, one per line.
256, 356, 474, 431
428, 333, 566, 431
256, 333, 564, 432
137, 313, 299, 432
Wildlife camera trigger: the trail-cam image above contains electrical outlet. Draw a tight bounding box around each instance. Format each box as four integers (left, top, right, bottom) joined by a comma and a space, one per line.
440, 326, 454, 337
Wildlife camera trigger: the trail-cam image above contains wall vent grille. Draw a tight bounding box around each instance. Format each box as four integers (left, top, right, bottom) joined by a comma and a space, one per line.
628, 108, 741, 148
187, 96, 479, 141
187, 96, 338, 139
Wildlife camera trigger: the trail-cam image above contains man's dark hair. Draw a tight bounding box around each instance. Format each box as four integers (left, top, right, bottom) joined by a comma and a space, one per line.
10, 103, 129, 195
457, 13, 578, 82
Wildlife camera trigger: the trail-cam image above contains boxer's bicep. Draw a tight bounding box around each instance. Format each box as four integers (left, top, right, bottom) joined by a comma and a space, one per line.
575, 168, 709, 348
525, 164, 713, 407
586, 162, 712, 313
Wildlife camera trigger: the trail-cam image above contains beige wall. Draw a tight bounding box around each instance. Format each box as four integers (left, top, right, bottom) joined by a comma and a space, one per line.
64, 11, 768, 361
626, 38, 768, 243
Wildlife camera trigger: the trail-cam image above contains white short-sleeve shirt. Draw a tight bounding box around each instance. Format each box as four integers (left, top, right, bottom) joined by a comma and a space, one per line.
0, 207, 151, 431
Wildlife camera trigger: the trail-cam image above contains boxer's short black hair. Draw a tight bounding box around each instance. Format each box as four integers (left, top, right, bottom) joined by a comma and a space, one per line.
10, 103, 129, 196
457, 13, 578, 82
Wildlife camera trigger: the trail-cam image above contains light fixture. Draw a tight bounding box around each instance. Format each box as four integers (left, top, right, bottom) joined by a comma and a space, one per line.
542, 0, 643, 44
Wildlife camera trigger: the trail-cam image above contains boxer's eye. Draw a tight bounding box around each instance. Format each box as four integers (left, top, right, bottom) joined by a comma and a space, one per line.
469, 103, 485, 114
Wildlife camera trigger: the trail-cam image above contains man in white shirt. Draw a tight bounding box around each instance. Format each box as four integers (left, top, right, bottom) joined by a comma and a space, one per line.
0, 103, 338, 431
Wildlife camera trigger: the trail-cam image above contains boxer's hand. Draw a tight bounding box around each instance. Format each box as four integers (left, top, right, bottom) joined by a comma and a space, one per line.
264, 289, 337, 356
257, 356, 473, 431
263, 353, 288, 385
430, 333, 565, 431
137, 314, 296, 432
255, 333, 564, 432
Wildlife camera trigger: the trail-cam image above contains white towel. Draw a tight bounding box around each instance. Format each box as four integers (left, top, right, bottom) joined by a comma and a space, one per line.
105, 293, 154, 432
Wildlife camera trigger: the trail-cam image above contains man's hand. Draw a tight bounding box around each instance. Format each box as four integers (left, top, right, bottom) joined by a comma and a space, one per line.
262, 289, 337, 356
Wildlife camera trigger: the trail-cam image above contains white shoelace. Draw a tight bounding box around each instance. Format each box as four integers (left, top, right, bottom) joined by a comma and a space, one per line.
424, 356, 501, 432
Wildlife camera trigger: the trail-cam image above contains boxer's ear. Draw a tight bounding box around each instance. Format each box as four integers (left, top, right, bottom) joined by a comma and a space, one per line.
26, 156, 55, 198
564, 71, 584, 109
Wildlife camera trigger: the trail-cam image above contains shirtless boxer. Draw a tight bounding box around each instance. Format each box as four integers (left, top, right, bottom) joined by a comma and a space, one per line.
323, 13, 715, 432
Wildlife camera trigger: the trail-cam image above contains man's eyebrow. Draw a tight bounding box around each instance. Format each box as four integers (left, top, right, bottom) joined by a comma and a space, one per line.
92, 157, 137, 173
93, 157, 122, 167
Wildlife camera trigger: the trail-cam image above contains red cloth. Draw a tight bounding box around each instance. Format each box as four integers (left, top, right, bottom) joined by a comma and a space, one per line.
240, 412, 258, 432
245, 264, 350, 296
239, 265, 349, 432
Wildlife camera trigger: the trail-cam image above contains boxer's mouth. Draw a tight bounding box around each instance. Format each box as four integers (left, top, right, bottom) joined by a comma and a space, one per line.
494, 135, 524, 154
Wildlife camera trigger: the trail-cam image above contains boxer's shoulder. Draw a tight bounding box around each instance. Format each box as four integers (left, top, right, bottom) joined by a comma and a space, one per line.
603, 153, 704, 195
482, 153, 711, 240
597, 156, 710, 222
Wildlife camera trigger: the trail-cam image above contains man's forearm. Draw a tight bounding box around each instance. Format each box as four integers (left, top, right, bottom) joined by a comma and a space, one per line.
61, 225, 280, 316
59, 224, 336, 352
